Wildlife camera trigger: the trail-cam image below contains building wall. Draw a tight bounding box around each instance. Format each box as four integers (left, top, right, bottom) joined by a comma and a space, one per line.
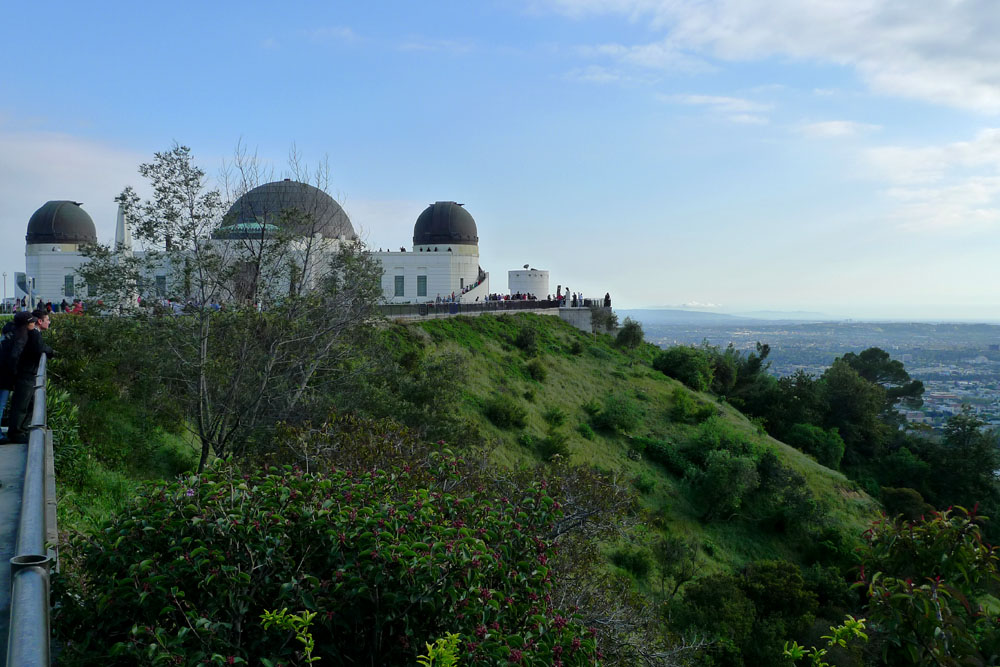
375, 244, 480, 303
25, 243, 88, 304
508, 269, 549, 297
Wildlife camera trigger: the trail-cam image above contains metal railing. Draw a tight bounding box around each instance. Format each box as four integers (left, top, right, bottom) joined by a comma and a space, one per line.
7, 354, 52, 665
380, 299, 567, 318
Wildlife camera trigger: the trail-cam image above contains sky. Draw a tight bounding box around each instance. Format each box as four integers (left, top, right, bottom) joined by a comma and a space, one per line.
3, 0, 1000, 319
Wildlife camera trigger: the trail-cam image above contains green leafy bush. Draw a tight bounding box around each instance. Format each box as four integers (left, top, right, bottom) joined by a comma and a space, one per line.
576, 423, 595, 440
542, 407, 567, 427
593, 393, 643, 433
632, 473, 656, 495
483, 395, 527, 429
587, 346, 612, 361
784, 423, 845, 470
580, 398, 601, 416
47, 386, 86, 484
670, 388, 715, 424
639, 438, 691, 477
514, 326, 538, 355
653, 346, 714, 392
525, 358, 547, 382
53, 456, 600, 665
615, 318, 644, 349
538, 428, 570, 460
610, 546, 652, 579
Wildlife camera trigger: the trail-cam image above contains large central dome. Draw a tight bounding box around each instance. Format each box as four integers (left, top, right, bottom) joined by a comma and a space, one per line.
26, 200, 97, 245
219, 180, 355, 240
413, 201, 478, 246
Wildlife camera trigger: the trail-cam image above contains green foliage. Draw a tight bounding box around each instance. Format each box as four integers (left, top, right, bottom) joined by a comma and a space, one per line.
538, 428, 570, 460
525, 358, 547, 382
260, 609, 320, 664
542, 406, 567, 427
568, 340, 584, 355
416, 632, 462, 667
639, 437, 691, 477
632, 472, 656, 494
615, 317, 644, 349
879, 486, 933, 522
580, 398, 601, 416
653, 346, 714, 392
692, 449, 760, 521
53, 455, 600, 665
784, 423, 845, 470
610, 545, 652, 579
857, 507, 1000, 664
483, 394, 528, 429
653, 535, 697, 599
47, 385, 86, 484
514, 325, 539, 355
593, 392, 643, 433
669, 387, 715, 424
576, 423, 595, 440
820, 359, 886, 461
784, 615, 868, 667
587, 345, 612, 361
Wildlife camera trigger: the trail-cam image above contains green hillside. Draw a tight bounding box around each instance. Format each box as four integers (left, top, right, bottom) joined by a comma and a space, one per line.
398, 313, 877, 573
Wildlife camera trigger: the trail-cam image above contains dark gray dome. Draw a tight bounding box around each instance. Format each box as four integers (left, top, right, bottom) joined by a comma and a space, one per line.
220, 180, 355, 240
26, 201, 97, 245
413, 201, 478, 246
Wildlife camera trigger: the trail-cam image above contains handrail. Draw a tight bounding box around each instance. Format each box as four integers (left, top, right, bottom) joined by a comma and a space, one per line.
6, 353, 51, 665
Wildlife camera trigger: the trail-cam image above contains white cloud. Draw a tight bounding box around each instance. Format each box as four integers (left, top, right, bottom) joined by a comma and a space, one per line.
799, 121, 881, 138
398, 39, 473, 54
547, 0, 1000, 113
659, 93, 771, 123
564, 65, 623, 83
865, 129, 1000, 231
307, 26, 358, 43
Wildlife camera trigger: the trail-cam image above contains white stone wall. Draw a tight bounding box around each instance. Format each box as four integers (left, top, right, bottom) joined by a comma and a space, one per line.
508, 269, 549, 298
375, 244, 480, 303
25, 243, 88, 304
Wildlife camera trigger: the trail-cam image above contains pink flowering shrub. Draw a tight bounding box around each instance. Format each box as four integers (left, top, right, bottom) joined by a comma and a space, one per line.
53, 451, 600, 665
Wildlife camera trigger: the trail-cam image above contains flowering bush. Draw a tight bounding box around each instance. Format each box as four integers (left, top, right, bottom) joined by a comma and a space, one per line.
53, 452, 600, 665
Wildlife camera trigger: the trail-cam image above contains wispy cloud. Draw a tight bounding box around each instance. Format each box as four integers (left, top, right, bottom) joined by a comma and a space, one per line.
308, 26, 358, 44
658, 93, 771, 123
547, 0, 1000, 112
564, 65, 623, 83
799, 121, 881, 138
398, 39, 474, 54
867, 129, 1000, 231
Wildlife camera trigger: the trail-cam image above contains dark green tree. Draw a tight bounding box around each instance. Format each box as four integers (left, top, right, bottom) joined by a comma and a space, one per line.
653, 346, 715, 392
615, 317, 644, 349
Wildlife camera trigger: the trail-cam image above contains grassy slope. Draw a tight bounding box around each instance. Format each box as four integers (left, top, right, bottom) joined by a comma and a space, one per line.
411, 312, 878, 575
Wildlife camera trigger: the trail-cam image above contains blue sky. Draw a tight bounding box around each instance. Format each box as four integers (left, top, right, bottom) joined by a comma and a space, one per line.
3, 0, 1000, 318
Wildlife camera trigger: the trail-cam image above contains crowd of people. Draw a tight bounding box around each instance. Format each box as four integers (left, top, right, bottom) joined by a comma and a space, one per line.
0, 308, 55, 444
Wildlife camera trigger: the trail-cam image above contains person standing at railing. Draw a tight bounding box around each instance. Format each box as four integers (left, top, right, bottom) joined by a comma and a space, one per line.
4, 310, 54, 444
0, 312, 38, 444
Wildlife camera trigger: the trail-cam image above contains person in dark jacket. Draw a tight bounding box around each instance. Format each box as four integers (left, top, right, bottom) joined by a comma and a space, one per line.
1, 312, 37, 443
5, 311, 53, 444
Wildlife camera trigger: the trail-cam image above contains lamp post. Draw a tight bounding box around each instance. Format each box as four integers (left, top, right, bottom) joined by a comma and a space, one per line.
2, 271, 6, 313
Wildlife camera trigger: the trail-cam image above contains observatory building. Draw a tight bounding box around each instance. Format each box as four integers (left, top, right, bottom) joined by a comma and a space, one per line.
16, 185, 492, 306
373, 201, 489, 303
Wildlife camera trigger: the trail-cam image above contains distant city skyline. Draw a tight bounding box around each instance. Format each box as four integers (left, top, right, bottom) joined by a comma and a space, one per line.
3, 1, 1000, 319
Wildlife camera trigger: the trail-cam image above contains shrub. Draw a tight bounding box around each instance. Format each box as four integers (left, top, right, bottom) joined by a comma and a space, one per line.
523, 388, 536, 402
542, 407, 567, 427
568, 340, 584, 355
483, 394, 527, 429
53, 457, 600, 665
640, 438, 691, 477
880, 486, 934, 521
610, 546, 652, 579
538, 428, 571, 460
47, 386, 86, 485
587, 345, 612, 360
615, 317, 645, 349
514, 326, 538, 355
670, 388, 715, 424
694, 449, 760, 520
653, 346, 714, 392
525, 358, 547, 382
784, 423, 845, 470
517, 431, 536, 449
577, 423, 595, 440
581, 398, 601, 416
632, 473, 656, 495
593, 393, 643, 433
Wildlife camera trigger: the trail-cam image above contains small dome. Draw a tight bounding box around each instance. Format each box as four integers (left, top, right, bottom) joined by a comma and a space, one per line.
413, 201, 478, 246
26, 201, 97, 245
220, 180, 355, 240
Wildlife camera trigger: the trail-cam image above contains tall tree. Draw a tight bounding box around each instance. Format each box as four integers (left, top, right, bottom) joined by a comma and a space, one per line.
79, 144, 384, 471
